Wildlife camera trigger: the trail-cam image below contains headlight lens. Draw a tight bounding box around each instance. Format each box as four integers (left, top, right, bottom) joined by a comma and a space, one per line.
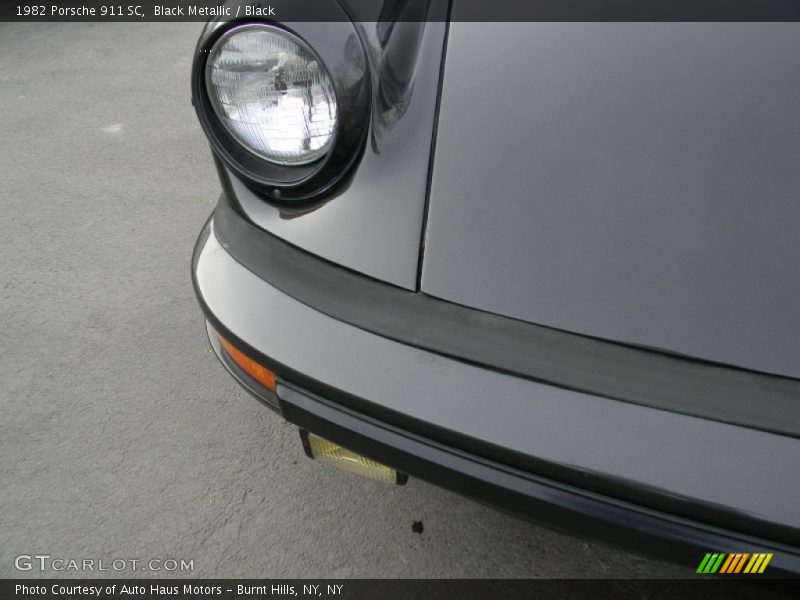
205, 25, 338, 166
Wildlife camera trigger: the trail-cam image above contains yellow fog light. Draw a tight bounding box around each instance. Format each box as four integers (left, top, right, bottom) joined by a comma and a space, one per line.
300, 431, 407, 485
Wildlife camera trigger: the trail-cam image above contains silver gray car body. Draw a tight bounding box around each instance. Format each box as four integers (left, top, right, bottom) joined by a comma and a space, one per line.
193, 12, 800, 571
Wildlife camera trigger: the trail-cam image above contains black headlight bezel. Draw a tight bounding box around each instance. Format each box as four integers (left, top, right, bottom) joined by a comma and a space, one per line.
192, 18, 371, 204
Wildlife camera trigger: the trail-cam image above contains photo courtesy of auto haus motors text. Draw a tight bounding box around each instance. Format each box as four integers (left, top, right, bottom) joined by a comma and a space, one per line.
2, 0, 799, 598
14, 584, 343, 598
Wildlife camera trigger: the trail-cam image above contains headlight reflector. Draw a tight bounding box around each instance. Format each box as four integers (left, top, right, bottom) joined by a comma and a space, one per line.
205, 24, 338, 166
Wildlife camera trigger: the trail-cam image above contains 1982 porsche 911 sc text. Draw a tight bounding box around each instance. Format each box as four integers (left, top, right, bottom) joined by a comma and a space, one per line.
191, 1, 800, 573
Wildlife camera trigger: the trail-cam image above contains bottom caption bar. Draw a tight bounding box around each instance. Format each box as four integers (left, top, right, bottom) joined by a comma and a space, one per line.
3, 579, 798, 600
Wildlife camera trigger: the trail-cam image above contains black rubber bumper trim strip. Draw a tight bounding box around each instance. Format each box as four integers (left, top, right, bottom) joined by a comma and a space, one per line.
276, 381, 800, 576
212, 194, 800, 439
193, 218, 799, 548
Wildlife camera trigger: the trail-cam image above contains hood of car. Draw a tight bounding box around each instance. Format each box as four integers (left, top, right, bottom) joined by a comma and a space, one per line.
421, 22, 800, 379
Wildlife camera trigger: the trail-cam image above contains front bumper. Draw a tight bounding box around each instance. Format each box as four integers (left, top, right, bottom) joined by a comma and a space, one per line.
192, 207, 800, 575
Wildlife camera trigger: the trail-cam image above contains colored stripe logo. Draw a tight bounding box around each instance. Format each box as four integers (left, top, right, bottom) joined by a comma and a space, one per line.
697, 552, 772, 574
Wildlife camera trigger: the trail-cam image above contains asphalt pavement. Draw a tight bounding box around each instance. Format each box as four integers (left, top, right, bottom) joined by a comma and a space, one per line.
0, 22, 687, 578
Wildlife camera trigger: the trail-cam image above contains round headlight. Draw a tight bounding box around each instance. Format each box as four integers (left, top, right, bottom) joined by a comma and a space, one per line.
205, 24, 338, 166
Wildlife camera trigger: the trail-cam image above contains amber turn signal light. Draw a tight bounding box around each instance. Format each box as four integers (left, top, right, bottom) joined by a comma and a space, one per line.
217, 334, 276, 392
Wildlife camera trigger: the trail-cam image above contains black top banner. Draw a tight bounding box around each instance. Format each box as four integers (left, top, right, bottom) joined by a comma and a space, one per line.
3, 0, 800, 22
